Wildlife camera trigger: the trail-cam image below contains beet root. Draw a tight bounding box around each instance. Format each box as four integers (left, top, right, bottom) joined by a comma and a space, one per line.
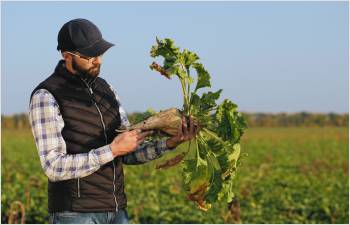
129, 108, 183, 136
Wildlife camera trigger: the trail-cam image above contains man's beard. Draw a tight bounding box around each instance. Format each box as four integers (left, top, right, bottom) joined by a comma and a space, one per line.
72, 58, 101, 78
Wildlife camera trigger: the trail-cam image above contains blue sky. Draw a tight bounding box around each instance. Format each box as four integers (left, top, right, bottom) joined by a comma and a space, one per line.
1, 1, 348, 115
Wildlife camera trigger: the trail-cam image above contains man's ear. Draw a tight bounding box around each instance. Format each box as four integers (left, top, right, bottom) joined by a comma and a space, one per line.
61, 51, 76, 74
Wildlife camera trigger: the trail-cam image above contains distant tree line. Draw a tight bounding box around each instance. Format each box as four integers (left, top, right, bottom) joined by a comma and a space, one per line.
2, 114, 31, 129
241, 112, 348, 127
3, 111, 347, 130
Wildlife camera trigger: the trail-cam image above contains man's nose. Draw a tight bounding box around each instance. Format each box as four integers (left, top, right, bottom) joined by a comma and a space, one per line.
92, 56, 102, 65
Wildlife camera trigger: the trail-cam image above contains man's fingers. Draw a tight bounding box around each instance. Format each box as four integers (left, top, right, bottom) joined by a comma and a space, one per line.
130, 129, 141, 136
189, 116, 195, 134
143, 130, 154, 136
137, 138, 145, 146
135, 131, 148, 147
137, 130, 153, 140
182, 115, 188, 136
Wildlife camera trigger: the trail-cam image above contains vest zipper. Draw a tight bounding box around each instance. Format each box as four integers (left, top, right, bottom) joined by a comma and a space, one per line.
93, 100, 119, 211
80, 79, 119, 212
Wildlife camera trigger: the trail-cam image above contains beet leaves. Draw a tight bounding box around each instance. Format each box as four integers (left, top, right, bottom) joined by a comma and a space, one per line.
149, 37, 247, 211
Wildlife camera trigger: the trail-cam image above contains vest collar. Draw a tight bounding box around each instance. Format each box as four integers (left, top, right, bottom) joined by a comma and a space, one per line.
55, 60, 97, 87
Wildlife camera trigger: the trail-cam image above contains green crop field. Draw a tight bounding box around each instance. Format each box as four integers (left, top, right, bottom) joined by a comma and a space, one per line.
1, 127, 349, 223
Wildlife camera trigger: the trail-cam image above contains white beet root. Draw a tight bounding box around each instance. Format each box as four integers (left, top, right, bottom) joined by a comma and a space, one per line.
129, 108, 183, 136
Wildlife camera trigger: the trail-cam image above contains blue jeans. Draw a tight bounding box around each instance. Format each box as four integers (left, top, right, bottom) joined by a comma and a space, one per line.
49, 209, 129, 224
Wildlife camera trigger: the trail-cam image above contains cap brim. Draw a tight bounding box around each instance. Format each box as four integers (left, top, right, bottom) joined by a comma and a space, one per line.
77, 38, 114, 57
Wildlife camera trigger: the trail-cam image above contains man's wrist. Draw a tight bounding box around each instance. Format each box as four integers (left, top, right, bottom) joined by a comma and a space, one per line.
109, 144, 119, 157
93, 145, 115, 165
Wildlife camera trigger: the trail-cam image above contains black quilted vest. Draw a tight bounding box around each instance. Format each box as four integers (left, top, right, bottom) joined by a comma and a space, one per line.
30, 60, 127, 213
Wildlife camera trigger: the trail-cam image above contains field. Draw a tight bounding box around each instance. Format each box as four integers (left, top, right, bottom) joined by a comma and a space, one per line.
1, 127, 349, 223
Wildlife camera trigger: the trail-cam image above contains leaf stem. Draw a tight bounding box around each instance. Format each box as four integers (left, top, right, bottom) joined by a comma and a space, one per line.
179, 78, 189, 114
186, 67, 192, 114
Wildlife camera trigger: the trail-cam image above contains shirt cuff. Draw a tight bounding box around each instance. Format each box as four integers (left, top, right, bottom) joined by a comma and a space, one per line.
157, 139, 174, 154
92, 145, 114, 165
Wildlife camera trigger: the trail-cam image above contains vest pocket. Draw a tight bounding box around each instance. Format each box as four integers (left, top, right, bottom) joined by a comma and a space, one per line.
77, 178, 81, 198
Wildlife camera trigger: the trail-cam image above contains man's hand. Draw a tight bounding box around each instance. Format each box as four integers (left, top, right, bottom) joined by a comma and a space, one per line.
110, 129, 153, 157
166, 115, 201, 149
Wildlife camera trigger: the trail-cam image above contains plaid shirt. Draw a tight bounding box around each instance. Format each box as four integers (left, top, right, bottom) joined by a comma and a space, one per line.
29, 87, 171, 182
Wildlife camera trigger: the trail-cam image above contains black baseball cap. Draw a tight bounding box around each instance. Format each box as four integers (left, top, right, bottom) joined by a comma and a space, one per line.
57, 18, 114, 57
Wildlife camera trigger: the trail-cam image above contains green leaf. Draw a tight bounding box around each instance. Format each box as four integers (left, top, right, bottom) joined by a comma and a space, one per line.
150, 37, 180, 58
183, 159, 197, 188
163, 56, 178, 70
184, 162, 210, 195
215, 99, 247, 144
199, 89, 223, 112
190, 93, 201, 108
183, 49, 200, 70
193, 63, 211, 91
217, 151, 231, 173
204, 168, 222, 203
218, 180, 235, 202
229, 143, 241, 162
202, 130, 227, 154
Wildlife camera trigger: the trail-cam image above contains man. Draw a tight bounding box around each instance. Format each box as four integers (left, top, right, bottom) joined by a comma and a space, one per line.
28, 18, 198, 224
